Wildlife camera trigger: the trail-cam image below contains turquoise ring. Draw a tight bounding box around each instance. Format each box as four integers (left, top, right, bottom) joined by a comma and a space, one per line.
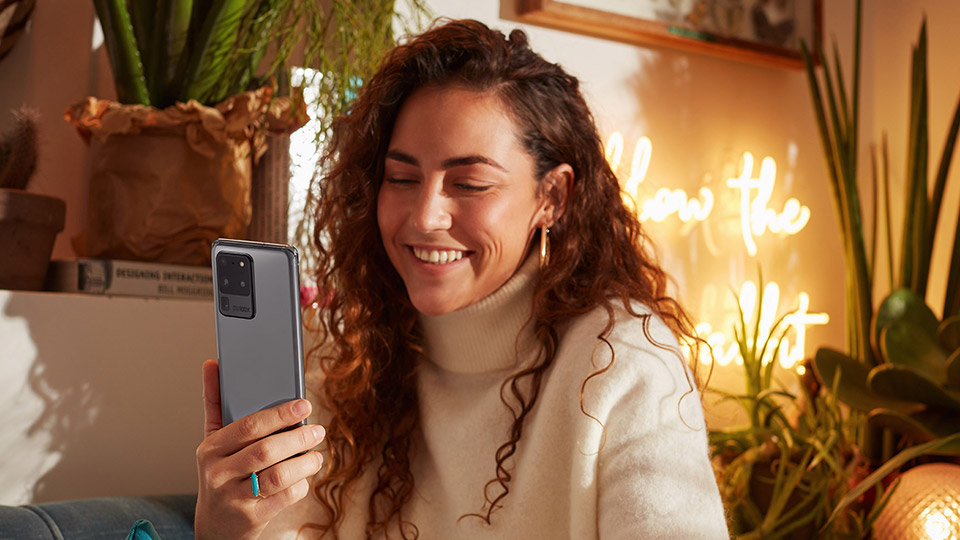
251, 472, 261, 498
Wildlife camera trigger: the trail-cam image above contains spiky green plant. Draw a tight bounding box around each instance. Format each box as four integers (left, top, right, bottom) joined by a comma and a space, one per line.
93, 1, 431, 109
708, 272, 879, 538
802, 0, 960, 465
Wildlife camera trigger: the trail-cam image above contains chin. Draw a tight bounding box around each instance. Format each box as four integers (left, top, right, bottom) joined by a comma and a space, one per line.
409, 294, 463, 317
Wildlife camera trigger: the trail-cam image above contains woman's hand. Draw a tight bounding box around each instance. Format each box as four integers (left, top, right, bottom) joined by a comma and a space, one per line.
195, 359, 325, 539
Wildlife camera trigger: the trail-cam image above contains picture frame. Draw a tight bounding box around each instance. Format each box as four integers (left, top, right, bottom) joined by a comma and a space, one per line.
515, 0, 822, 69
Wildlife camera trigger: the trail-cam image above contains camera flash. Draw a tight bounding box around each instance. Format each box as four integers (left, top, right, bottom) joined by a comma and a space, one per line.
240, 261, 245, 267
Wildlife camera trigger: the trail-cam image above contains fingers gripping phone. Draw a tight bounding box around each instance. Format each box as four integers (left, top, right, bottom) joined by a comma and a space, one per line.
212, 239, 306, 429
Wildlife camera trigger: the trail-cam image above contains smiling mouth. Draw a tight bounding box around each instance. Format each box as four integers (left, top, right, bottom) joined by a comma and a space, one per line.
411, 247, 466, 265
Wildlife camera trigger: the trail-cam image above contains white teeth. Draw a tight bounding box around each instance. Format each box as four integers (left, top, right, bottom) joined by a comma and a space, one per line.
413, 247, 464, 264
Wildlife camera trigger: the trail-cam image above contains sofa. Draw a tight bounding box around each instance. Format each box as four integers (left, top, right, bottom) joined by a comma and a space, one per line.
0, 494, 196, 539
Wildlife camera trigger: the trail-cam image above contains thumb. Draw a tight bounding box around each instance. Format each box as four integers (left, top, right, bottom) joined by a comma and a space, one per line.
201, 359, 223, 438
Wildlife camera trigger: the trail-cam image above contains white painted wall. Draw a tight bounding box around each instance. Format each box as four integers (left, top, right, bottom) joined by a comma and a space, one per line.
0, 0, 957, 504
0, 291, 212, 504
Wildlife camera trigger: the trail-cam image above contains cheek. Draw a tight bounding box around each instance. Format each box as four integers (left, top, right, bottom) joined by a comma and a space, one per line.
469, 197, 537, 252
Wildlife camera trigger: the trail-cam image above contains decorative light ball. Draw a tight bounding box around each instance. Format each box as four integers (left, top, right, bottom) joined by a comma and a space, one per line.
873, 463, 960, 540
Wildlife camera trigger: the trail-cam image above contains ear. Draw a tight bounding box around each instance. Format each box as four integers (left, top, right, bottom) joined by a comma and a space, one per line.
535, 163, 573, 228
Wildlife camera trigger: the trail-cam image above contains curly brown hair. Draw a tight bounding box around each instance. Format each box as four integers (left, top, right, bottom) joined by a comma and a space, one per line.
306, 18, 704, 538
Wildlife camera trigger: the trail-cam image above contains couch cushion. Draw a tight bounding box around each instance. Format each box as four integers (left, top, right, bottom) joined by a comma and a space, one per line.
0, 494, 196, 539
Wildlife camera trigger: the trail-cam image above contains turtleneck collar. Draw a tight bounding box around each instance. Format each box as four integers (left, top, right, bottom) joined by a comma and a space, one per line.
419, 253, 540, 374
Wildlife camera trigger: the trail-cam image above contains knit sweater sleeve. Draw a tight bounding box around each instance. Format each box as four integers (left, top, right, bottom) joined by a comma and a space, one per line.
570, 306, 729, 539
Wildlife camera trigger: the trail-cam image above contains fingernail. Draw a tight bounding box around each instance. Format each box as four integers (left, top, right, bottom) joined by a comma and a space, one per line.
293, 400, 309, 415
312, 425, 325, 441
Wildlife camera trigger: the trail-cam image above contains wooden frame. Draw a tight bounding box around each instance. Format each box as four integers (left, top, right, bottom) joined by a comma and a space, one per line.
515, 0, 822, 70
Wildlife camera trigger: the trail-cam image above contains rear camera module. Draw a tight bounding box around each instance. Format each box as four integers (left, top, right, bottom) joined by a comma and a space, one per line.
217, 253, 252, 297
216, 251, 255, 320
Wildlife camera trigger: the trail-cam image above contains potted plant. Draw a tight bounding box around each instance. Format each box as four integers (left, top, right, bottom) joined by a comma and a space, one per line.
0, 107, 66, 290
709, 272, 883, 538
65, 0, 428, 265
801, 0, 960, 526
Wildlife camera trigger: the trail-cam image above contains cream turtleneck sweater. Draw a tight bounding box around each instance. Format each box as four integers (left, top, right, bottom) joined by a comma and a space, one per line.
264, 256, 728, 538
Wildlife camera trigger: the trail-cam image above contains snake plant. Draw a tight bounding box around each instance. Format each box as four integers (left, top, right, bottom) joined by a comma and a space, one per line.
802, 0, 960, 463
93, 0, 264, 107
93, 0, 430, 109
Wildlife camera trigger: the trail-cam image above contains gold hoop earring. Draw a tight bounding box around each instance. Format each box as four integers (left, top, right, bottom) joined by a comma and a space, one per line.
539, 226, 550, 269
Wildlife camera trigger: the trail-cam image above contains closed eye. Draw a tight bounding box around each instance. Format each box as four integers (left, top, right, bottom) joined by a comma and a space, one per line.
454, 183, 490, 192
385, 177, 419, 185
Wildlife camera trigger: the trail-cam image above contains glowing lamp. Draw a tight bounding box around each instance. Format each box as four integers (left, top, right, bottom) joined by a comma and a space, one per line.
873, 463, 960, 540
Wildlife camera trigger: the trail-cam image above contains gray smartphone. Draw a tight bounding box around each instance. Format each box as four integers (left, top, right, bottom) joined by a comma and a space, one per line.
211, 238, 306, 428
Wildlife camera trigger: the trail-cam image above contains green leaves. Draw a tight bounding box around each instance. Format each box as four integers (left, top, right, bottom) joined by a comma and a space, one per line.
868, 364, 960, 411
815, 292, 960, 443
873, 288, 939, 345
176, 0, 257, 104
880, 322, 947, 382
144, 1, 194, 106
92, 0, 299, 108
813, 347, 919, 415
801, 0, 873, 366
93, 0, 151, 105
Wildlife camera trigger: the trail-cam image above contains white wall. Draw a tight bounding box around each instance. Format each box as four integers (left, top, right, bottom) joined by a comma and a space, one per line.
1, 0, 958, 504
0, 291, 212, 504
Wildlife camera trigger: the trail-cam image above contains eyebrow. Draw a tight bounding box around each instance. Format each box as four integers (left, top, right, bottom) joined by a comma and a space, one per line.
385, 150, 508, 172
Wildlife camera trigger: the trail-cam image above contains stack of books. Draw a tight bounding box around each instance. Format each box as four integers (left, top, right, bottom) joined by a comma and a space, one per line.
45, 259, 213, 301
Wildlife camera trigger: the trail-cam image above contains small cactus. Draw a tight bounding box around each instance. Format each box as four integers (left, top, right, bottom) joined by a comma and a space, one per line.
0, 106, 39, 190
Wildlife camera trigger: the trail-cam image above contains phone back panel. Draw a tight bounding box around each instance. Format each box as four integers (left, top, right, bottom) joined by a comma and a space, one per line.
212, 239, 305, 426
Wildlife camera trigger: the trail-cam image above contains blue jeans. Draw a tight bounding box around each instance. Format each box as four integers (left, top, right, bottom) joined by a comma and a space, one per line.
0, 494, 196, 539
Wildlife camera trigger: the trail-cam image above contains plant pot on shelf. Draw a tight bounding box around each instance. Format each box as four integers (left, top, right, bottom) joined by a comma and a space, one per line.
0, 188, 65, 290
63, 87, 303, 267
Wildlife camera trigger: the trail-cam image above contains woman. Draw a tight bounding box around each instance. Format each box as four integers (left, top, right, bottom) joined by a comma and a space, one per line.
196, 19, 728, 539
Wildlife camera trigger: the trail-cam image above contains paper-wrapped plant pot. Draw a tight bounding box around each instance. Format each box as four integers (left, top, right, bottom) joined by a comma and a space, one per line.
64, 88, 290, 266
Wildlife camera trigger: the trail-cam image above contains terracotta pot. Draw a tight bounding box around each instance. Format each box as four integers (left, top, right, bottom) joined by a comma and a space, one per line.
0, 188, 66, 290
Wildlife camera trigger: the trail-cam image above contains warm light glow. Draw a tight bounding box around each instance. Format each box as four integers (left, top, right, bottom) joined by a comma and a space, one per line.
874, 463, 960, 539
693, 322, 739, 367
639, 187, 714, 223
796, 364, 806, 376
606, 133, 653, 206
602, 133, 826, 368
924, 510, 951, 540
606, 133, 711, 224
782, 293, 830, 368
726, 152, 811, 255
694, 280, 828, 369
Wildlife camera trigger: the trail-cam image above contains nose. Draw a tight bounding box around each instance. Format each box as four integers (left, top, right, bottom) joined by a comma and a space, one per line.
411, 183, 452, 232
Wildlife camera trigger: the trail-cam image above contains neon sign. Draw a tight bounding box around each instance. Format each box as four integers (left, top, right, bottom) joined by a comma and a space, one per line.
605, 132, 825, 370
607, 133, 713, 223
693, 280, 829, 369
605, 133, 811, 253
727, 152, 811, 256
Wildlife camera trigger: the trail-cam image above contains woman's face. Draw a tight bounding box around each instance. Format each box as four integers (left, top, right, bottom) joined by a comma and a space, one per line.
377, 85, 546, 316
